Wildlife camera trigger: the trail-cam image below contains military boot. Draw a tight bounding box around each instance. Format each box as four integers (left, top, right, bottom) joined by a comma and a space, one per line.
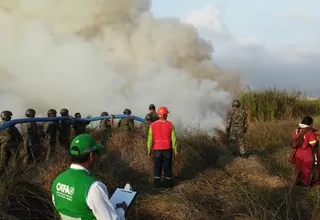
153, 178, 161, 188
162, 178, 173, 188
240, 153, 248, 159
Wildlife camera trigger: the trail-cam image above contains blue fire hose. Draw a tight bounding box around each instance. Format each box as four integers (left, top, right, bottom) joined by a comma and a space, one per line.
0, 114, 145, 131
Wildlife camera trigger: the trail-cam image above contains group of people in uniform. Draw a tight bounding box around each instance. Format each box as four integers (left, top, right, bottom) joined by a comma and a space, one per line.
0, 99, 249, 171
0, 104, 166, 169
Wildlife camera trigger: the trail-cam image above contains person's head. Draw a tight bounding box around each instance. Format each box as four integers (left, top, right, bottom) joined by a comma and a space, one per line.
149, 104, 156, 112
301, 116, 313, 127
75, 112, 81, 118
47, 109, 57, 117
157, 106, 169, 120
123, 108, 131, 115
25, 108, 36, 118
69, 134, 105, 169
1, 110, 12, 121
232, 99, 241, 108
145, 114, 152, 122
101, 111, 108, 116
60, 108, 69, 116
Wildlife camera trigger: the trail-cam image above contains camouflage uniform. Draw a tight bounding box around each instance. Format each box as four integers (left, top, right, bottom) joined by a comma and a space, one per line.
72, 113, 90, 136
148, 104, 159, 122
0, 111, 23, 169
43, 109, 59, 161
140, 114, 152, 135
118, 109, 134, 134
58, 108, 72, 151
21, 109, 41, 164
226, 99, 248, 157
99, 112, 112, 146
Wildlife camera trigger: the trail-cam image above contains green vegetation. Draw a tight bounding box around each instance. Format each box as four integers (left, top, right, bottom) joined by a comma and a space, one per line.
1, 88, 320, 219
240, 87, 320, 121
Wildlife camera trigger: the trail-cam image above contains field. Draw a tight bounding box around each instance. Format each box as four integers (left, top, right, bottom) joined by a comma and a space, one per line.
1, 88, 320, 220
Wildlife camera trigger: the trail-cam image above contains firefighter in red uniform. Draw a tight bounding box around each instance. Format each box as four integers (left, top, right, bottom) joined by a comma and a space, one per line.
147, 106, 178, 188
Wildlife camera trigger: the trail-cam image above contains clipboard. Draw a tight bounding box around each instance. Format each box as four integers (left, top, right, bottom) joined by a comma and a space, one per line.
110, 184, 138, 214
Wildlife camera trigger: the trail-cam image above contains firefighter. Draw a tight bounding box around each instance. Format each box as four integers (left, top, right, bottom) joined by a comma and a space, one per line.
0, 110, 23, 169
43, 109, 59, 161
147, 104, 159, 122
72, 113, 91, 136
100, 112, 113, 146
58, 108, 72, 151
21, 108, 41, 164
147, 106, 178, 188
118, 109, 134, 133
226, 99, 248, 157
140, 114, 152, 136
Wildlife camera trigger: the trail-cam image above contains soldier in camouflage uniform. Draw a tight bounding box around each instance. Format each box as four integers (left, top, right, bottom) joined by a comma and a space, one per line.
21, 108, 41, 164
43, 109, 59, 161
118, 108, 134, 134
226, 99, 248, 158
147, 104, 159, 122
58, 108, 72, 151
99, 112, 113, 146
72, 112, 91, 136
140, 114, 152, 135
0, 110, 23, 169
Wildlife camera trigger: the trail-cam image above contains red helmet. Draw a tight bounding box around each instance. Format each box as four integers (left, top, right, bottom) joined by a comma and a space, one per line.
157, 106, 169, 115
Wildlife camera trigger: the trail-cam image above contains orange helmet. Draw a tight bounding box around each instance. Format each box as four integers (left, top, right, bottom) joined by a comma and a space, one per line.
157, 106, 169, 115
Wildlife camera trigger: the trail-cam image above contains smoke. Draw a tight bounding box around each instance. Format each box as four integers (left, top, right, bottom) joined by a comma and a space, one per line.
0, 0, 239, 131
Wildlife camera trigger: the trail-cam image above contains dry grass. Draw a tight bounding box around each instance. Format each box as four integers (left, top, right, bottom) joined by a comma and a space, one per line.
1, 115, 320, 219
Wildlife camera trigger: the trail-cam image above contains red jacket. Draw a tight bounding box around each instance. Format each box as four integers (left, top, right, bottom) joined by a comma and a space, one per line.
294, 128, 318, 164
150, 120, 174, 150
293, 128, 317, 150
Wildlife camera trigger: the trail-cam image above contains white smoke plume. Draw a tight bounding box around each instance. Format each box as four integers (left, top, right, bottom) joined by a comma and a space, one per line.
0, 0, 239, 131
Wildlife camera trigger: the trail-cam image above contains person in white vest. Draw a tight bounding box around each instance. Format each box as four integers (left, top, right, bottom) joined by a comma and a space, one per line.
51, 134, 127, 219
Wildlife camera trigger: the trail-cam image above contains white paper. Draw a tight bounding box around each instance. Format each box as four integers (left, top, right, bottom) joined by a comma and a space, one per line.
110, 188, 137, 208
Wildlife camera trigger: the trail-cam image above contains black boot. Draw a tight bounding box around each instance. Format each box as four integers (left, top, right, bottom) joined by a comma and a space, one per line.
162, 178, 173, 188
240, 153, 248, 158
153, 178, 161, 188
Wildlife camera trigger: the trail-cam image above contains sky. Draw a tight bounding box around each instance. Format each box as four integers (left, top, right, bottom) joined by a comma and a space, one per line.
151, 0, 320, 96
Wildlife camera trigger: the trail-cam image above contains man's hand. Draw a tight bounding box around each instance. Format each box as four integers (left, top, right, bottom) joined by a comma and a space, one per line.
174, 151, 178, 158
86, 115, 92, 118
130, 116, 135, 120
116, 201, 128, 212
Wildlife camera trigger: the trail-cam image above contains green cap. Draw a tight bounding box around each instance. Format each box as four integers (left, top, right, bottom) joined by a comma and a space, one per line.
70, 134, 105, 155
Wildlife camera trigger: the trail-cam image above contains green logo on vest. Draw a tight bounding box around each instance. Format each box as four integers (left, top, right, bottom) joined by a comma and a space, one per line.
56, 182, 75, 201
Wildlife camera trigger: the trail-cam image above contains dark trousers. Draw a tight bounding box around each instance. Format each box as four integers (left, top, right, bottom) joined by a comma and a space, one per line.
153, 149, 173, 179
